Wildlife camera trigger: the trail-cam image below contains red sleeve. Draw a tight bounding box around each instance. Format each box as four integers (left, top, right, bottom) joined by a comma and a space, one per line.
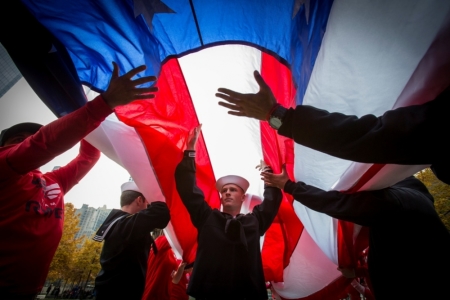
1, 95, 112, 178
47, 140, 100, 194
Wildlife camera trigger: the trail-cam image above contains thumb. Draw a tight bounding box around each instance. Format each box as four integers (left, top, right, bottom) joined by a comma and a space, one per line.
281, 163, 288, 174
110, 62, 119, 81
253, 70, 269, 91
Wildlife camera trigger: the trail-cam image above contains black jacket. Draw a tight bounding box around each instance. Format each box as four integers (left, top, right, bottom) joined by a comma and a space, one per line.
94, 201, 170, 300
278, 87, 450, 184
284, 176, 450, 299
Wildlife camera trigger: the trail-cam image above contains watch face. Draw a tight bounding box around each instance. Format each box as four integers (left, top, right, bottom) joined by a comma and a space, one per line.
269, 117, 282, 129
269, 105, 287, 130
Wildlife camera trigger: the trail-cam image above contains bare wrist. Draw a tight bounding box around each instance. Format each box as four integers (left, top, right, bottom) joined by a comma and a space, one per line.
101, 93, 116, 109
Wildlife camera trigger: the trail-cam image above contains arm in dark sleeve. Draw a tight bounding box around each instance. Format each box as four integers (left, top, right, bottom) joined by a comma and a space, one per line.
126, 201, 171, 241
48, 140, 101, 194
251, 184, 283, 235
3, 96, 112, 176
283, 180, 400, 226
174, 151, 212, 228
278, 89, 448, 165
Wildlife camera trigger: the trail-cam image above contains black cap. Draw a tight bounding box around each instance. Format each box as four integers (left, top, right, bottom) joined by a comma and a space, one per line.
0, 122, 43, 146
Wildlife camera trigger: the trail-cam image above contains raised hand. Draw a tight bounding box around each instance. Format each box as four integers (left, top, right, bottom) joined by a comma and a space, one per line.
260, 163, 289, 189
172, 262, 187, 284
255, 159, 270, 172
102, 62, 158, 109
216, 70, 277, 121
187, 124, 202, 151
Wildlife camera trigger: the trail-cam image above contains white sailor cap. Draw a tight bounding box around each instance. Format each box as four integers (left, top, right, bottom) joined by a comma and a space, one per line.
120, 181, 141, 193
215, 175, 249, 193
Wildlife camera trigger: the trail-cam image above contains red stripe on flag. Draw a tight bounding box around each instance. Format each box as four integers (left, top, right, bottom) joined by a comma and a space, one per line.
336, 164, 384, 270
115, 58, 218, 263
260, 52, 303, 281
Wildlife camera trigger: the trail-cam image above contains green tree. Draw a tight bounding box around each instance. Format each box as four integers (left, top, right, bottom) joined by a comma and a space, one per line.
416, 168, 450, 231
47, 203, 82, 281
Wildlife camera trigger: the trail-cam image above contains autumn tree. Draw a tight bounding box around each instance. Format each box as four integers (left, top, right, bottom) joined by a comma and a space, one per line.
416, 168, 450, 230
71, 238, 103, 288
46, 203, 82, 282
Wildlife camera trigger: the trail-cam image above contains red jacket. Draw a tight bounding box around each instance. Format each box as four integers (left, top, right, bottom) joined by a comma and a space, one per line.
142, 235, 189, 300
0, 96, 112, 295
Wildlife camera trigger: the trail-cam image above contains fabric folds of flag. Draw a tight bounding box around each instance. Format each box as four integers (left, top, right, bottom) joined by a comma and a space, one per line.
17, 0, 450, 299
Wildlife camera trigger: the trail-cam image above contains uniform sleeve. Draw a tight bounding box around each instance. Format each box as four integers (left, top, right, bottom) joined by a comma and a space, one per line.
123, 201, 171, 242
174, 151, 212, 229
283, 180, 401, 226
1, 95, 112, 178
251, 184, 283, 235
277, 89, 448, 165
47, 139, 100, 194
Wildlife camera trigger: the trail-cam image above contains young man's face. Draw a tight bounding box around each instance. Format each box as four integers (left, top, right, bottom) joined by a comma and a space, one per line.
220, 183, 245, 211
3, 132, 33, 146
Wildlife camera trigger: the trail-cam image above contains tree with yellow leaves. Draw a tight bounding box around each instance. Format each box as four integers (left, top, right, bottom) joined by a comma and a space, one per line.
416, 168, 450, 231
46, 203, 82, 282
71, 238, 103, 288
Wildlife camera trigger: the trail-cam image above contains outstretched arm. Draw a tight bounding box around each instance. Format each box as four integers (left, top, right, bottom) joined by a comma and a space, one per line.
49, 139, 100, 194
252, 160, 283, 234
1, 63, 158, 176
124, 201, 171, 242
216, 69, 449, 169
175, 124, 211, 228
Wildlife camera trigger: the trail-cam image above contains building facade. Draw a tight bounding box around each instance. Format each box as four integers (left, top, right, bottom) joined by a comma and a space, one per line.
0, 43, 22, 98
75, 204, 112, 239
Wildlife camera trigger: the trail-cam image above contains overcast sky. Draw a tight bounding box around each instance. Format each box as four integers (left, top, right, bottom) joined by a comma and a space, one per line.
0, 78, 129, 209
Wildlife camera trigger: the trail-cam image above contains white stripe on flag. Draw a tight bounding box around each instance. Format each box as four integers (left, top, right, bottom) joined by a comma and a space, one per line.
179, 45, 265, 198
277, 0, 450, 297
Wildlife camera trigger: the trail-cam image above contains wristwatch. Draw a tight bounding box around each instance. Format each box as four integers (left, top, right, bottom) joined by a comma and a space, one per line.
268, 105, 287, 130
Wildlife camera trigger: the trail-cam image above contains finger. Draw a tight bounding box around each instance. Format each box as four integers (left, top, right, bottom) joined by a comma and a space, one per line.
124, 65, 147, 79
216, 94, 239, 104
228, 111, 247, 117
253, 70, 269, 91
262, 174, 274, 181
218, 101, 241, 110
111, 62, 119, 80
195, 124, 202, 134
133, 76, 157, 86
216, 88, 244, 98
133, 94, 156, 100
134, 87, 159, 94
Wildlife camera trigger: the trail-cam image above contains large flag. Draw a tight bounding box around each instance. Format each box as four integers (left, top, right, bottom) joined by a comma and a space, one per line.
16, 0, 450, 298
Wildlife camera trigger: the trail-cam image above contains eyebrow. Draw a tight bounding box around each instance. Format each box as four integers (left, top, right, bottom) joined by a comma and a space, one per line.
221, 186, 239, 192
